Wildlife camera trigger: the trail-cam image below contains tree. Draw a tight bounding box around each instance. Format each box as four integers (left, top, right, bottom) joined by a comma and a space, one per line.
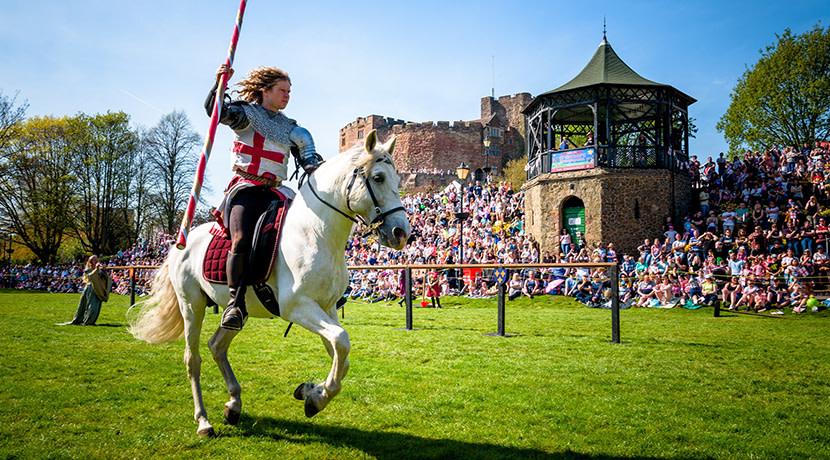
717, 23, 830, 153
0, 116, 78, 263
70, 112, 140, 255
124, 128, 156, 243
499, 157, 528, 191
0, 90, 28, 152
143, 111, 201, 235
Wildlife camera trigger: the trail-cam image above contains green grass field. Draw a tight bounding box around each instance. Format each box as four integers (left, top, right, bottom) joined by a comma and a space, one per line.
1, 289, 829, 459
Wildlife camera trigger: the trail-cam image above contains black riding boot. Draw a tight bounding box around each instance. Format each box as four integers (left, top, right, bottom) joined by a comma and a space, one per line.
221, 250, 249, 331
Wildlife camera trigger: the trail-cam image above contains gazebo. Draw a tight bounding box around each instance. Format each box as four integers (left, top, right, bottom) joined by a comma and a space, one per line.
523, 34, 696, 176
521, 35, 697, 256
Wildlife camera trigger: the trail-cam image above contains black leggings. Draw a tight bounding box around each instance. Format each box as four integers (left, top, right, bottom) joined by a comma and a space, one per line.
228, 186, 281, 259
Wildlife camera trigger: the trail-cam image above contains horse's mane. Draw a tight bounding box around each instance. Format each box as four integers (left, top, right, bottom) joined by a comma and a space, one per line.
346, 139, 396, 175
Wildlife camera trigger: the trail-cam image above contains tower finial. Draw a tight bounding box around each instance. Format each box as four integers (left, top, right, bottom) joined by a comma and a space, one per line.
603, 16, 607, 39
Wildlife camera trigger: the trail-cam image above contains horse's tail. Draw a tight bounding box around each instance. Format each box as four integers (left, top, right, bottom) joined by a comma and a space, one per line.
128, 261, 185, 344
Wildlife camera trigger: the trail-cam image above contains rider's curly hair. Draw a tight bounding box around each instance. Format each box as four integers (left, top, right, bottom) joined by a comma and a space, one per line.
233, 66, 291, 105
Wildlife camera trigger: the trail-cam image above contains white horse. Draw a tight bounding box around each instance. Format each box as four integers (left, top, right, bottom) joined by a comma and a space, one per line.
129, 130, 409, 437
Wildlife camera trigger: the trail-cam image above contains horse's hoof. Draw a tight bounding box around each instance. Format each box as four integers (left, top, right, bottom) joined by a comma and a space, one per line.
294, 382, 313, 401
197, 426, 216, 438
304, 397, 321, 418
224, 405, 241, 425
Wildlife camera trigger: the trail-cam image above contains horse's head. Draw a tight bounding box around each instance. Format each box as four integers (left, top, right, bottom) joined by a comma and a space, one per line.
346, 130, 410, 250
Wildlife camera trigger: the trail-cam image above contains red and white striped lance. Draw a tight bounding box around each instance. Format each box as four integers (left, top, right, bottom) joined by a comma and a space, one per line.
176, 0, 248, 249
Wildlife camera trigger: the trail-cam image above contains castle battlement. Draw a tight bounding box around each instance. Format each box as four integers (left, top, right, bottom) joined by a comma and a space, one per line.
389, 120, 484, 134
498, 92, 533, 103
339, 115, 406, 132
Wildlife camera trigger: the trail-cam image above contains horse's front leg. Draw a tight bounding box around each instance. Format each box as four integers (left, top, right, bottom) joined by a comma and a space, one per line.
291, 305, 350, 417
208, 327, 243, 426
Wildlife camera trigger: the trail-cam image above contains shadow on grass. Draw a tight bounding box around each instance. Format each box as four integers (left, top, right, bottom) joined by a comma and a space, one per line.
54, 322, 124, 328
236, 414, 676, 460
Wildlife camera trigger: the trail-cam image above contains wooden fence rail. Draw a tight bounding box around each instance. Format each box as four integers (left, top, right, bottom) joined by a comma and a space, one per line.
109, 262, 622, 343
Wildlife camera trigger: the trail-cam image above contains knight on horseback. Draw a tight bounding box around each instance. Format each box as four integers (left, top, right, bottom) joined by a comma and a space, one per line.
206, 64, 323, 331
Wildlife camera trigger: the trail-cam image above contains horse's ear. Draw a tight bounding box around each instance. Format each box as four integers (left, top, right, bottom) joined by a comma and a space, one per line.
364, 129, 378, 153
385, 137, 396, 155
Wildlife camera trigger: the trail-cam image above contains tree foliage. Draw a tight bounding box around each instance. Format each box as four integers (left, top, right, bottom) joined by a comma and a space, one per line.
0, 90, 204, 261
499, 157, 528, 191
0, 116, 78, 263
71, 112, 140, 255
717, 23, 830, 152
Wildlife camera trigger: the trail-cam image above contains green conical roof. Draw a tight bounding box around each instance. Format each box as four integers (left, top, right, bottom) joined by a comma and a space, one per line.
542, 37, 665, 95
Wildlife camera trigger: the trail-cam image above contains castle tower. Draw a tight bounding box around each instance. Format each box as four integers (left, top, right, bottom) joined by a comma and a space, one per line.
481, 93, 533, 168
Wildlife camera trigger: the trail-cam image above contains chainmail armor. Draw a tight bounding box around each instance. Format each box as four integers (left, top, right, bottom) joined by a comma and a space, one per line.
240, 103, 297, 146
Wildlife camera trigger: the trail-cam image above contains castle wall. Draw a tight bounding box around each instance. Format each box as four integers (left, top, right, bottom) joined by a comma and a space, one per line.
389, 121, 486, 174
523, 168, 693, 256
339, 94, 532, 190
339, 115, 406, 152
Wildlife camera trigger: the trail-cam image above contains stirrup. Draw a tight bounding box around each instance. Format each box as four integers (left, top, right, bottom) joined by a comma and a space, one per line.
221, 307, 246, 331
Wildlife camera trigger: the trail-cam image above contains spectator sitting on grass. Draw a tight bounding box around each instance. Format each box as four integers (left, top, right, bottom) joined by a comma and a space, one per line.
522, 271, 544, 299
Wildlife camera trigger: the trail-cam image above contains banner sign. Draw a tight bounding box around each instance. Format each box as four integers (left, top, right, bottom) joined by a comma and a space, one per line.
463, 268, 482, 285
549, 148, 595, 172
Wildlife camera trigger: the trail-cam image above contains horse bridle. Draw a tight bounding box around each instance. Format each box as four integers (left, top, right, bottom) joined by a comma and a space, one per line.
301, 162, 406, 235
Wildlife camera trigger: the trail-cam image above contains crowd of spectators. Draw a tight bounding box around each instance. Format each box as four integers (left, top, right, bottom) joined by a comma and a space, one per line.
344, 180, 538, 302
5, 141, 830, 315
107, 232, 174, 267
0, 230, 172, 296
523, 141, 830, 314
401, 168, 457, 176
347, 141, 830, 315
0, 263, 86, 293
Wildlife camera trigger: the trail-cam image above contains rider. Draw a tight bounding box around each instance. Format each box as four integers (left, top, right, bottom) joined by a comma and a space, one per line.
206, 64, 323, 331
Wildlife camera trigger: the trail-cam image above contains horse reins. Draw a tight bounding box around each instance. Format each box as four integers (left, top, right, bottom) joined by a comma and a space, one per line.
300, 161, 405, 236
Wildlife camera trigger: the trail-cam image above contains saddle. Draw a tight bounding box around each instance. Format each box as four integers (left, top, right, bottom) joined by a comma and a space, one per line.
203, 198, 291, 315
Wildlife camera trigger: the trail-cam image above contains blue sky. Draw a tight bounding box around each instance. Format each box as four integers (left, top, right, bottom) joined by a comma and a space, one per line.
1, 1, 827, 205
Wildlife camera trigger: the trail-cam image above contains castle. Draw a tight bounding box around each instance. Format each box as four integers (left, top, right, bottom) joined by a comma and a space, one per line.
338, 94, 532, 191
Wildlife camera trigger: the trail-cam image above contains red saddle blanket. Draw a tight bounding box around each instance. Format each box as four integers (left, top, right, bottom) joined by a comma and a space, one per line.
203, 198, 291, 285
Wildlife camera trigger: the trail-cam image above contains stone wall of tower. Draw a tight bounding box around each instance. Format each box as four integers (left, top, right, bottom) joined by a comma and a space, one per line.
523, 168, 693, 256
481, 93, 532, 165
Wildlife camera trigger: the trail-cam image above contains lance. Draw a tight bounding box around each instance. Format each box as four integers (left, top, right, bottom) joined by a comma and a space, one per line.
176, 0, 247, 249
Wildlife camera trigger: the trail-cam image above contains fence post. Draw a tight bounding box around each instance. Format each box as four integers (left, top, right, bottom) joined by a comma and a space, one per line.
404, 267, 413, 330
497, 282, 506, 336
130, 268, 136, 308
485, 266, 512, 337
609, 263, 620, 344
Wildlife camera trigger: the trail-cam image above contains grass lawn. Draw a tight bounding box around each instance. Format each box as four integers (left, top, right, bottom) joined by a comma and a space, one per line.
0, 288, 829, 459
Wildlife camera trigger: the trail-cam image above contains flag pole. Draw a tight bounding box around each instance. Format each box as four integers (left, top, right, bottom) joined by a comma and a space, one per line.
176, 0, 247, 249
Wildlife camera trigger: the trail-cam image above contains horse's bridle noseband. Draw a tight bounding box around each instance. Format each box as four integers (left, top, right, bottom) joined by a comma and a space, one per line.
301, 164, 406, 235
